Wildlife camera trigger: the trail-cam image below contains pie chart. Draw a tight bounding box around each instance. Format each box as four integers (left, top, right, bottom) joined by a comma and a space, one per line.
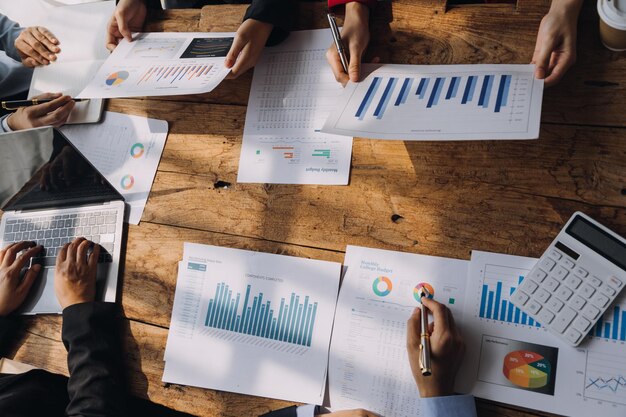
414, 282, 435, 303
106, 71, 130, 86
503, 350, 551, 389
372, 276, 392, 297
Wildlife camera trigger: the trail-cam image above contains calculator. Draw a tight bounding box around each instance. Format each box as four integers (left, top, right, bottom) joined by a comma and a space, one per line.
511, 212, 626, 346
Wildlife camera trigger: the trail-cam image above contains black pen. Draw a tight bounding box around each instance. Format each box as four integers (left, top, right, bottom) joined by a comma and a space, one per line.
327, 13, 349, 74
1, 98, 88, 110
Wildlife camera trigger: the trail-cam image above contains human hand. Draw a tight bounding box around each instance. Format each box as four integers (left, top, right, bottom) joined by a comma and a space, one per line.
317, 410, 378, 417
224, 19, 273, 79
326, 2, 371, 86
531, 1, 583, 87
106, 0, 147, 51
15, 26, 60, 67
0, 242, 43, 316
6, 93, 75, 131
407, 297, 465, 398
55, 238, 100, 309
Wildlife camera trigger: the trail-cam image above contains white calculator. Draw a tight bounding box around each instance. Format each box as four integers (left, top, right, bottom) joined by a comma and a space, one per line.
511, 212, 626, 346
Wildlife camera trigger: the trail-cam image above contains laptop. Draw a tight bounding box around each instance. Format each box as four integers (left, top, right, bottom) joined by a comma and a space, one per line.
0, 127, 125, 314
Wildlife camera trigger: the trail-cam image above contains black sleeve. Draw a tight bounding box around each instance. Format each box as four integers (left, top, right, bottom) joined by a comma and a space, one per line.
0, 316, 18, 357
243, 0, 298, 46
62, 302, 127, 417
259, 405, 299, 417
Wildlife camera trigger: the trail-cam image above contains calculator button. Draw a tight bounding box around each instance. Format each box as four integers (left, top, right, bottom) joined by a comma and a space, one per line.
519, 279, 538, 295
547, 297, 564, 313
565, 328, 582, 345
544, 277, 560, 292
535, 288, 551, 303
574, 267, 589, 277
562, 259, 575, 269
530, 269, 547, 283
512, 290, 530, 306
579, 284, 596, 298
589, 276, 603, 288
582, 304, 601, 321
556, 286, 573, 301
572, 316, 592, 333
600, 285, 617, 297
609, 276, 624, 289
549, 250, 562, 260
565, 275, 582, 289
538, 309, 555, 325
570, 295, 586, 310
551, 306, 577, 334
526, 299, 542, 315
540, 258, 556, 272
591, 293, 610, 308
552, 266, 569, 281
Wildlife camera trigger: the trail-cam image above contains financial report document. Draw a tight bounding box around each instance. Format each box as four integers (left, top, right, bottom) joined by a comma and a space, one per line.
163, 243, 341, 404
458, 251, 626, 417
321, 64, 544, 140
79, 32, 233, 98
328, 245, 468, 416
237, 29, 353, 185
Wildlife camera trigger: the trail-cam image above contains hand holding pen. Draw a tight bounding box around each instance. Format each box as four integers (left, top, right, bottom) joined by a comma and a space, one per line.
407, 295, 466, 398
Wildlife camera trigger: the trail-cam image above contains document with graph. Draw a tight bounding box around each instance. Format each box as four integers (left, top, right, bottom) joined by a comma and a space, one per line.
321, 64, 544, 140
163, 243, 341, 404
237, 29, 353, 185
328, 245, 468, 416
458, 250, 626, 417
78, 32, 234, 98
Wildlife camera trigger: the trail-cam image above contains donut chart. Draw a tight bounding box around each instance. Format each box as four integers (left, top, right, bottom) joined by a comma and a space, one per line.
120, 174, 135, 190
106, 70, 130, 86
414, 282, 435, 303
503, 350, 551, 389
130, 143, 145, 158
372, 276, 393, 297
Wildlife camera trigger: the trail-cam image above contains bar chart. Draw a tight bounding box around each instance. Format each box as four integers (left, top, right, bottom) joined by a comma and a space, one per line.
592, 301, 626, 341
322, 64, 543, 140
136, 64, 214, 86
478, 264, 540, 327
204, 282, 318, 347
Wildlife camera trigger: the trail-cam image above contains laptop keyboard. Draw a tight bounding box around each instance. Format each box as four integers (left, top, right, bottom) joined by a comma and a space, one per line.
2, 210, 118, 265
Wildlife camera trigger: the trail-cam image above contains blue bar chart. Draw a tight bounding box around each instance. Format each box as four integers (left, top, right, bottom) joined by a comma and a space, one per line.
204, 282, 318, 347
592, 303, 626, 341
478, 264, 539, 327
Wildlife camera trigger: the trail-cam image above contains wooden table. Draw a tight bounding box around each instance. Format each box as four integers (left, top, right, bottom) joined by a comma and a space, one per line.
7, 1, 626, 416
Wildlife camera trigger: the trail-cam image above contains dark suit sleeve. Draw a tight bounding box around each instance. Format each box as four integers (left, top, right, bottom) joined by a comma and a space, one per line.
62, 302, 127, 417
0, 316, 18, 357
243, 0, 297, 46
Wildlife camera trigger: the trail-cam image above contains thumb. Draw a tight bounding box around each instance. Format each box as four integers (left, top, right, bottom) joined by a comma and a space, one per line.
20, 264, 41, 294
348, 46, 362, 83
116, 14, 133, 43
225, 36, 246, 68
531, 38, 554, 81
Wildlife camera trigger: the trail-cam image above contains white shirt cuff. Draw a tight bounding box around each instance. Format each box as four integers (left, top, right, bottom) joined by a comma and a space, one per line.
1, 114, 13, 133
296, 404, 317, 417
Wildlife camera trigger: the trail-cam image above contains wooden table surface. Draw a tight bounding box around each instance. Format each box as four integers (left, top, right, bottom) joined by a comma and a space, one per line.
6, 1, 626, 416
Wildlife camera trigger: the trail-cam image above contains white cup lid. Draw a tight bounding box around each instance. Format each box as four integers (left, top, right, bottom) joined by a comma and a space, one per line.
598, 0, 626, 30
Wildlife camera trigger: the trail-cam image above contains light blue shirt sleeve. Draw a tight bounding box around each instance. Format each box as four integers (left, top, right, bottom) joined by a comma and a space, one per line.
421, 394, 478, 417
0, 14, 23, 61
295, 404, 317, 417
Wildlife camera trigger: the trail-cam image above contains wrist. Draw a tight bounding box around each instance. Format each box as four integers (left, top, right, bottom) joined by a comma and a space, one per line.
5, 114, 19, 131
548, 0, 583, 17
346, 2, 370, 21
417, 381, 455, 398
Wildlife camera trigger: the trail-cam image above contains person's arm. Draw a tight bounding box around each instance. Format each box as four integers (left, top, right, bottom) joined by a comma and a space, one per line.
3, 93, 75, 132
0, 14, 24, 61
407, 298, 478, 417
531, 0, 583, 86
243, 0, 297, 46
105, 0, 148, 51
56, 238, 127, 417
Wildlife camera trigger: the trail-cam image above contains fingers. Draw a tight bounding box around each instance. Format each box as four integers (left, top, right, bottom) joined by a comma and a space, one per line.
30, 95, 72, 117
17, 29, 57, 64
115, 11, 133, 43
19, 264, 42, 294
348, 44, 362, 83
225, 35, 247, 69
326, 46, 350, 86
544, 52, 576, 87
531, 36, 555, 81
76, 239, 91, 264
32, 27, 60, 54
42, 100, 76, 128
421, 297, 450, 336
106, 16, 123, 52
1, 241, 36, 266
57, 241, 69, 264
12, 244, 43, 271
88, 244, 101, 270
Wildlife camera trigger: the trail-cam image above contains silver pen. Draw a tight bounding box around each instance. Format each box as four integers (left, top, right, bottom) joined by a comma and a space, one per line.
327, 13, 349, 74
419, 288, 432, 376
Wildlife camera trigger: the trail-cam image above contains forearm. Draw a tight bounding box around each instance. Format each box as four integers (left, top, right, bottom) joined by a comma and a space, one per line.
0, 15, 23, 61
62, 302, 127, 417
548, 0, 584, 16
244, 0, 297, 46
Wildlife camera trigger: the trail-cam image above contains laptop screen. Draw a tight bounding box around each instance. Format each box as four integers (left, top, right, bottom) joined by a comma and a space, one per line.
0, 127, 122, 211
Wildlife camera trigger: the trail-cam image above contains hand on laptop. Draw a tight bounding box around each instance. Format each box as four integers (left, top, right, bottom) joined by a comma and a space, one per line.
106, 0, 147, 51
407, 298, 466, 398
0, 242, 43, 316
55, 238, 100, 309
6, 93, 75, 132
225, 19, 274, 79
15, 26, 60, 67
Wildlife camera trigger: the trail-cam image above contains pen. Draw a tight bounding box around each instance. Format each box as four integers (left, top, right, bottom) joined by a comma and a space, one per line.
327, 13, 349, 74
419, 288, 432, 376
1, 98, 87, 110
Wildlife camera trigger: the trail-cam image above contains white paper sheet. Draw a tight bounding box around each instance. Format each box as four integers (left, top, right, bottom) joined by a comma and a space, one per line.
24, 1, 113, 124
79, 32, 233, 99
237, 29, 353, 185
321, 64, 544, 140
60, 111, 168, 224
163, 243, 341, 404
328, 245, 468, 415
458, 250, 626, 417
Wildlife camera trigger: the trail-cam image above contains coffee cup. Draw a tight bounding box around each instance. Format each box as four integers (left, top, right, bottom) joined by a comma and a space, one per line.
598, 0, 626, 51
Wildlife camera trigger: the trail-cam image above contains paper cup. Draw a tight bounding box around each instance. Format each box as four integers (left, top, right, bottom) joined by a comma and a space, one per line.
598, 0, 626, 51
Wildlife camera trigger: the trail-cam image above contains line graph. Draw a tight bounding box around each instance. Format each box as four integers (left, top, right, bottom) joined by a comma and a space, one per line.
585, 350, 626, 405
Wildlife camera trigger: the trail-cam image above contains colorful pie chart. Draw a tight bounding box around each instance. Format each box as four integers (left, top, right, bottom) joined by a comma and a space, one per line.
130, 143, 145, 158
372, 276, 393, 297
120, 174, 135, 190
414, 282, 435, 303
503, 350, 551, 389
106, 71, 129, 86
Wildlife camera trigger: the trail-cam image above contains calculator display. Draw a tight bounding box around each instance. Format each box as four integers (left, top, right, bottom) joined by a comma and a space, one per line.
566, 216, 626, 271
